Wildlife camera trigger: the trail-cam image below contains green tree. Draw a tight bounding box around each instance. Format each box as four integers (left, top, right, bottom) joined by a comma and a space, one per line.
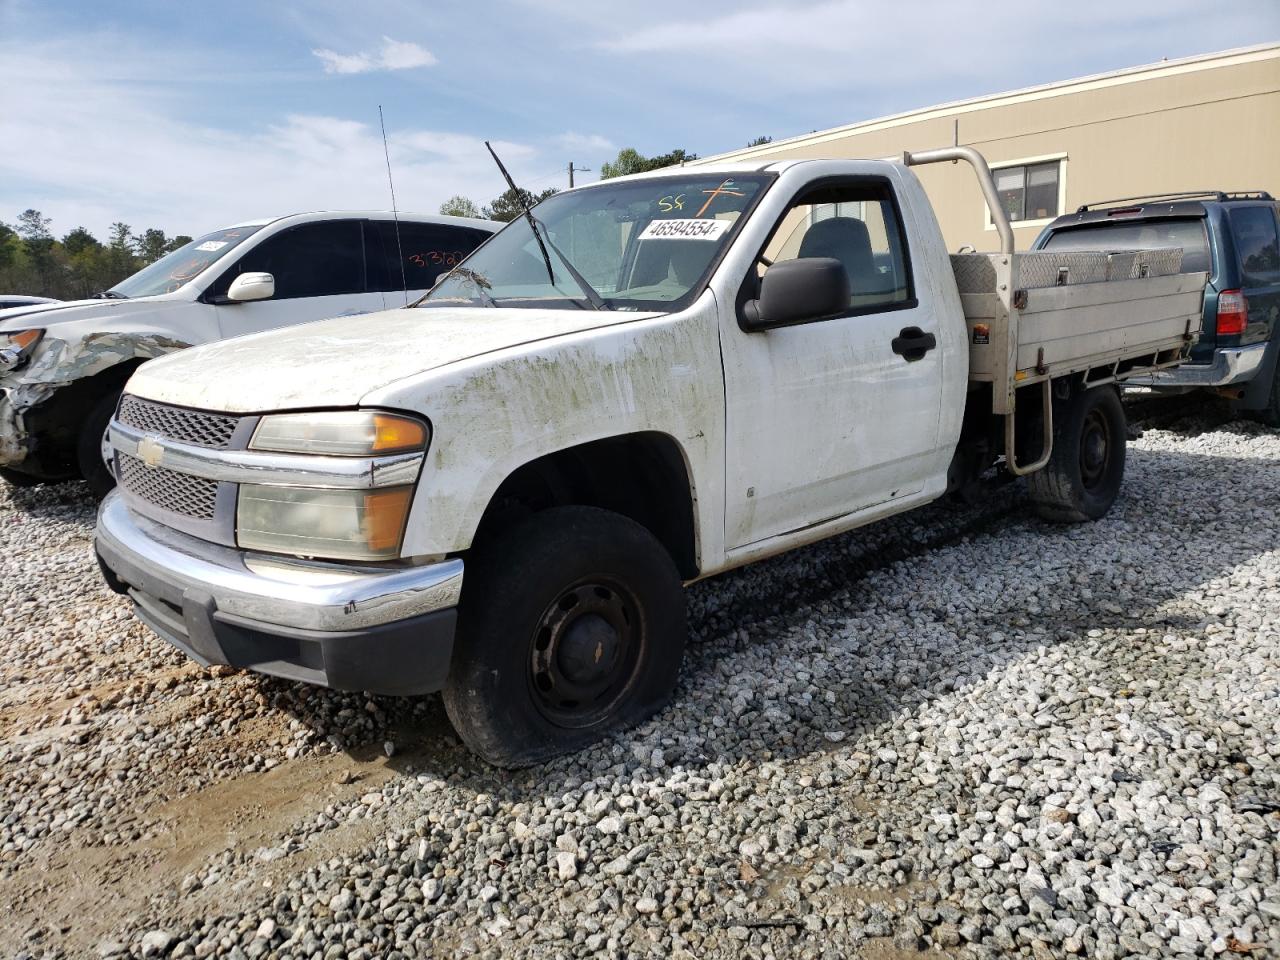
439, 195, 482, 219
598, 148, 649, 180
105, 222, 137, 280
137, 228, 169, 264
62, 227, 100, 256
0, 223, 19, 274
746, 135, 772, 148
15, 210, 58, 291
483, 187, 559, 223
108, 222, 134, 253
0, 212, 194, 299
598, 147, 698, 180
15, 209, 52, 246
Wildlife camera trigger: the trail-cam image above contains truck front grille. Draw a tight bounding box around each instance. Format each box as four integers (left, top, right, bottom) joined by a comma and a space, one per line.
117, 454, 218, 520
117, 395, 240, 449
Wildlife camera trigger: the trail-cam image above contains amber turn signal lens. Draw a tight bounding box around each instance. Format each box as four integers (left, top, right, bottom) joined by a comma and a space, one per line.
9, 329, 42, 350
363, 487, 415, 554
371, 414, 429, 454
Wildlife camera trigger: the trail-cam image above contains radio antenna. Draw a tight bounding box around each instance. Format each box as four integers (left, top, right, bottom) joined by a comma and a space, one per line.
379, 105, 409, 306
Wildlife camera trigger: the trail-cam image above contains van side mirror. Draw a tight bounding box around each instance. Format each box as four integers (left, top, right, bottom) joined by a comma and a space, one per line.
225, 272, 275, 303
741, 257, 850, 331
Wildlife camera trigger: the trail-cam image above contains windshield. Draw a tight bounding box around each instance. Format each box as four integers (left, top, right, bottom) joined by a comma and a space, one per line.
1041, 218, 1211, 274
109, 225, 264, 298
421, 173, 772, 311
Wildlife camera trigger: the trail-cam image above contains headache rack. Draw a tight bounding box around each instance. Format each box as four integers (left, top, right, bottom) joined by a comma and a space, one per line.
902, 147, 1208, 475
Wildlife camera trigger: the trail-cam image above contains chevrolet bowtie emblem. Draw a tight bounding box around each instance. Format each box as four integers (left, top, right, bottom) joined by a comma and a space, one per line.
137, 436, 164, 468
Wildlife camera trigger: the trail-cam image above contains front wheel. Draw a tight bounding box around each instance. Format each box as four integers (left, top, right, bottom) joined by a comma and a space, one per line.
0, 466, 46, 488
443, 506, 687, 767
76, 388, 121, 499
1028, 383, 1126, 523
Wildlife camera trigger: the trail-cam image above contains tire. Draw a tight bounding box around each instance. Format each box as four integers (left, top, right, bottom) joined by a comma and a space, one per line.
1249, 360, 1280, 428
76, 388, 122, 499
1028, 383, 1126, 523
443, 506, 687, 767
0, 466, 45, 488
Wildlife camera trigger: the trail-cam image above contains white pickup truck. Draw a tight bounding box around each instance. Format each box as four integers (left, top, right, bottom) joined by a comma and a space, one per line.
94, 149, 1206, 766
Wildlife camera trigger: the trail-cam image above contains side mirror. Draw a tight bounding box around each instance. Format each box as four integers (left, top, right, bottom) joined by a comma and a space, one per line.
741, 257, 850, 331
225, 272, 275, 303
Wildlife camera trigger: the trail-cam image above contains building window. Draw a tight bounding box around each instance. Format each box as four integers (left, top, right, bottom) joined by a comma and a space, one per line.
993, 160, 1063, 223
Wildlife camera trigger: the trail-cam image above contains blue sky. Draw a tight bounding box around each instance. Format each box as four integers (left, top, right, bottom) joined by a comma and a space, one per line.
1, 0, 1276, 240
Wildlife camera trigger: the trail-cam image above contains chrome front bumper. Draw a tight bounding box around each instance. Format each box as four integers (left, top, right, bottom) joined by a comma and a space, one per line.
95, 492, 463, 694
1126, 342, 1267, 389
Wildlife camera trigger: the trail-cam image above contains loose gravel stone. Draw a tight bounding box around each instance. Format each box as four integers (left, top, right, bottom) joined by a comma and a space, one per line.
2, 398, 1278, 960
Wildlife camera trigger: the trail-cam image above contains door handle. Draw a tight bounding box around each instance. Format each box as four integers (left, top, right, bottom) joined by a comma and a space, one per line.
891, 326, 937, 362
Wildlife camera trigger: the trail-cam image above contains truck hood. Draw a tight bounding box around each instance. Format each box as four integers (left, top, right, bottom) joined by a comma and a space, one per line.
126, 305, 663, 412
0, 296, 188, 331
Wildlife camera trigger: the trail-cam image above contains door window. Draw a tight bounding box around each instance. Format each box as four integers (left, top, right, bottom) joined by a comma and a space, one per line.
208, 221, 365, 301
759, 181, 913, 312
1229, 206, 1280, 287
368, 221, 493, 292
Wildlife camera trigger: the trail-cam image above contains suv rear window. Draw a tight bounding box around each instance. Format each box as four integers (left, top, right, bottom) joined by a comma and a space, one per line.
1041, 218, 1211, 274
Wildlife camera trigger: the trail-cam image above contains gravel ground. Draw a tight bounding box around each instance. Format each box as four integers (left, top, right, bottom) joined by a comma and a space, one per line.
1, 398, 1278, 960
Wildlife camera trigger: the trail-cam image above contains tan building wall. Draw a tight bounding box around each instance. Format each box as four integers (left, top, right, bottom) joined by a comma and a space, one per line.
694, 44, 1280, 252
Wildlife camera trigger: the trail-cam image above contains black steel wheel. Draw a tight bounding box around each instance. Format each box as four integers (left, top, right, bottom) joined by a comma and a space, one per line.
528, 578, 644, 728
1078, 406, 1115, 492
444, 506, 686, 767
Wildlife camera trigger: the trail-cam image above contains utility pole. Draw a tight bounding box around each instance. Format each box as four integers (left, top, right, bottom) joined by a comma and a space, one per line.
569, 161, 590, 188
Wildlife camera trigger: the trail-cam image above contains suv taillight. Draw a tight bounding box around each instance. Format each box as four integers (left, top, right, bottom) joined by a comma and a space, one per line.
1216, 290, 1248, 336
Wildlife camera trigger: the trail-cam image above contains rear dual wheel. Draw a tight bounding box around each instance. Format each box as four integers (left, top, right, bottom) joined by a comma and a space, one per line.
443, 506, 687, 767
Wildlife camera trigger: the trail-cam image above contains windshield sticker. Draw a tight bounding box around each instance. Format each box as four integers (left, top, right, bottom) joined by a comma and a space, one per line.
195, 240, 228, 252
695, 180, 747, 216
638, 219, 731, 241
657, 194, 686, 213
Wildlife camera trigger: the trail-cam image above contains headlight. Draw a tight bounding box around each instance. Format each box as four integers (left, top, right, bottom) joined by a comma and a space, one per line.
239, 409, 428, 560
250, 410, 427, 456
0, 329, 44, 372
237, 485, 414, 561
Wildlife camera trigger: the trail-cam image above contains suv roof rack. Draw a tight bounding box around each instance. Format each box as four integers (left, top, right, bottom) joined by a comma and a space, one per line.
1076, 190, 1274, 213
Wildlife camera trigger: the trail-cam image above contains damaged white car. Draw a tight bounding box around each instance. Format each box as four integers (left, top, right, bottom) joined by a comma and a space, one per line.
0, 211, 495, 494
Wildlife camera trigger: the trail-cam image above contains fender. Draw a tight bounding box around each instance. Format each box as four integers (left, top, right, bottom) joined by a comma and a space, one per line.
19, 329, 193, 387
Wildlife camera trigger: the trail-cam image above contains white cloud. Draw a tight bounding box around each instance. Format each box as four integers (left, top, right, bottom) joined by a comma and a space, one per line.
0, 46, 541, 239
594, 0, 1270, 94
312, 36, 437, 75
555, 132, 617, 155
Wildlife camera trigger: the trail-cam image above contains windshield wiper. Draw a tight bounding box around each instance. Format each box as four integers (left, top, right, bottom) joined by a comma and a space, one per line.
94, 290, 128, 300
484, 140, 610, 311
536, 218, 612, 311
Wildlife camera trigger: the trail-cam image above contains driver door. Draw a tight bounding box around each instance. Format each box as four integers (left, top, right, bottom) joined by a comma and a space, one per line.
207, 220, 383, 339
721, 178, 944, 550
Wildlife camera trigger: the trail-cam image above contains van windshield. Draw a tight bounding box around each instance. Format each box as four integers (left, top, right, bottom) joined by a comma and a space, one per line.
420, 173, 772, 312
1041, 218, 1211, 274
108, 226, 264, 298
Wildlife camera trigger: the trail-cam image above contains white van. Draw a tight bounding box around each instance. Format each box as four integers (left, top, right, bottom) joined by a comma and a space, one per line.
0, 211, 496, 493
